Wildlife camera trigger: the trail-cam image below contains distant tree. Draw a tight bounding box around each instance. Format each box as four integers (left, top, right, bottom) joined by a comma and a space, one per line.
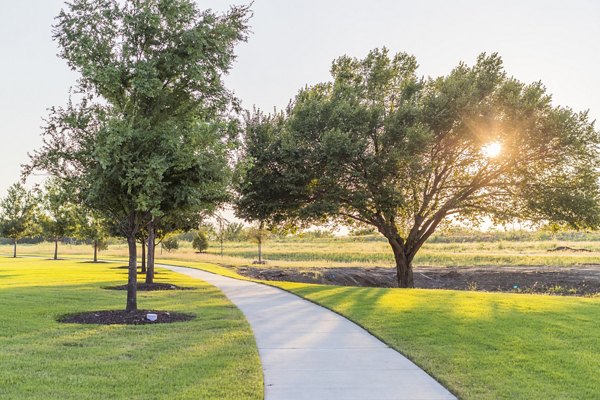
137, 229, 149, 273
145, 208, 207, 284
38, 179, 78, 260
237, 49, 600, 287
246, 221, 270, 264
223, 222, 245, 241
192, 231, 209, 252
75, 207, 109, 263
0, 183, 37, 258
27, 0, 250, 310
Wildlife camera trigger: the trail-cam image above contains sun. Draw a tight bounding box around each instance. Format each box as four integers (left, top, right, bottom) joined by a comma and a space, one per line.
481, 141, 502, 158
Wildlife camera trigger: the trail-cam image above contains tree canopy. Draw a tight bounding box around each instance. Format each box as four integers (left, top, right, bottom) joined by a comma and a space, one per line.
0, 183, 38, 258
38, 178, 79, 260
28, 0, 251, 310
236, 49, 600, 287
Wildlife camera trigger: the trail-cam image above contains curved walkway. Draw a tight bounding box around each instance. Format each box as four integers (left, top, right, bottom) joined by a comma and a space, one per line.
162, 264, 456, 400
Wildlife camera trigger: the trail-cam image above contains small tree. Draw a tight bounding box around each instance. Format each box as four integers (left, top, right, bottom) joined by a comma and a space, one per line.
223, 222, 245, 241
145, 208, 209, 284
192, 231, 209, 252
136, 229, 149, 273
246, 221, 270, 264
0, 183, 37, 258
75, 207, 109, 263
39, 179, 78, 260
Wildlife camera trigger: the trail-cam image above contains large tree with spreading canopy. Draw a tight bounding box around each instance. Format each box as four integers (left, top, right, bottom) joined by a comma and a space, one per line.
237, 49, 600, 287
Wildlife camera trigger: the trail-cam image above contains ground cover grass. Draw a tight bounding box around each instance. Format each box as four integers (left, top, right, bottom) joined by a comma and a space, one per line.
267, 281, 600, 399
0, 257, 262, 400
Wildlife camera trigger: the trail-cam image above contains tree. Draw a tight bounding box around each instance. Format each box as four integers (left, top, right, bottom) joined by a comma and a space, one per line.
75, 207, 110, 263
237, 49, 600, 287
0, 183, 37, 258
38, 179, 78, 260
145, 207, 208, 284
192, 231, 209, 252
27, 0, 250, 310
223, 222, 245, 241
246, 221, 270, 264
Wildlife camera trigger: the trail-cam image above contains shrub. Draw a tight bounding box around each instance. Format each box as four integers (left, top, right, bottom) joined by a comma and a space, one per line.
192, 231, 209, 252
162, 236, 179, 252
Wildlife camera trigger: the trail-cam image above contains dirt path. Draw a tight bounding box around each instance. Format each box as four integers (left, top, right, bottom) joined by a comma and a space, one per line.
235, 264, 600, 296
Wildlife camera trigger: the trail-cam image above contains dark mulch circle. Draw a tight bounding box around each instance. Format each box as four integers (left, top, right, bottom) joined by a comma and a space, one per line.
104, 282, 195, 291
58, 310, 195, 325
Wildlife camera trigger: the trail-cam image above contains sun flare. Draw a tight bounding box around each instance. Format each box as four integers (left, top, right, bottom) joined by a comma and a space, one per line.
481, 141, 502, 158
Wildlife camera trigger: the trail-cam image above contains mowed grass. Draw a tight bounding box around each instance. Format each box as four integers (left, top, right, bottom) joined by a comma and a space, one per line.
0, 257, 262, 400
267, 281, 600, 399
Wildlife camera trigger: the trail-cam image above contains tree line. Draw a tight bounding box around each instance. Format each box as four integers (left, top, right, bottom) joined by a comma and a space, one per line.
4, 0, 598, 312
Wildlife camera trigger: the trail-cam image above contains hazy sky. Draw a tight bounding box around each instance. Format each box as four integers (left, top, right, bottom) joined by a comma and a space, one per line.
1, 0, 599, 196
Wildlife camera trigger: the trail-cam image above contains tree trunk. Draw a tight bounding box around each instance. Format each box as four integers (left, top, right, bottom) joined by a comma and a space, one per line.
54, 239, 59, 260
93, 240, 98, 263
13, 238, 16, 258
140, 240, 146, 273
146, 223, 155, 284
258, 237, 262, 263
389, 241, 414, 288
126, 235, 138, 311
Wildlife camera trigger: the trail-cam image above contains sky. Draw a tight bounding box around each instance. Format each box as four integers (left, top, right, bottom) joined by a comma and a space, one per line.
1, 0, 599, 197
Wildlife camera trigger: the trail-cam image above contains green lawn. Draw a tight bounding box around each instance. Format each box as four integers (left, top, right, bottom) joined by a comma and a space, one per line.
3, 253, 600, 399
0, 257, 262, 400
268, 281, 600, 399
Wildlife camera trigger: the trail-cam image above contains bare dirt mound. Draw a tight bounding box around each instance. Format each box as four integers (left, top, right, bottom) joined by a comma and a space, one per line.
58, 310, 195, 325
547, 246, 592, 252
235, 265, 600, 296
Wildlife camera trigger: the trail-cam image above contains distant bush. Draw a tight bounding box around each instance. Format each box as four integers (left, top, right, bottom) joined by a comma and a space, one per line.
349, 227, 378, 236
162, 236, 179, 252
192, 231, 209, 252
295, 230, 334, 239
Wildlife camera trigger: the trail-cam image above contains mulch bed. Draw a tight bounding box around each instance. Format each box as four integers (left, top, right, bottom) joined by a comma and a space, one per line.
104, 283, 194, 291
58, 310, 195, 325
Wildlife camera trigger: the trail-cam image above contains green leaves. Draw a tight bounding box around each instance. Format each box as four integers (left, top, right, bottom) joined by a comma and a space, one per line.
237, 49, 600, 261
29, 0, 251, 239
37, 178, 79, 240
0, 183, 38, 240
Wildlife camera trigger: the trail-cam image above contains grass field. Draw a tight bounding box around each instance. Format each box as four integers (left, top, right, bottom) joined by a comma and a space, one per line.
0, 257, 262, 400
269, 281, 600, 399
202, 237, 600, 267
5, 235, 600, 269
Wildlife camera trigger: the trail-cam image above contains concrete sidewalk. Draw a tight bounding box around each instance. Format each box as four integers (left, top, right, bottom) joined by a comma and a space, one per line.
162, 264, 456, 400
